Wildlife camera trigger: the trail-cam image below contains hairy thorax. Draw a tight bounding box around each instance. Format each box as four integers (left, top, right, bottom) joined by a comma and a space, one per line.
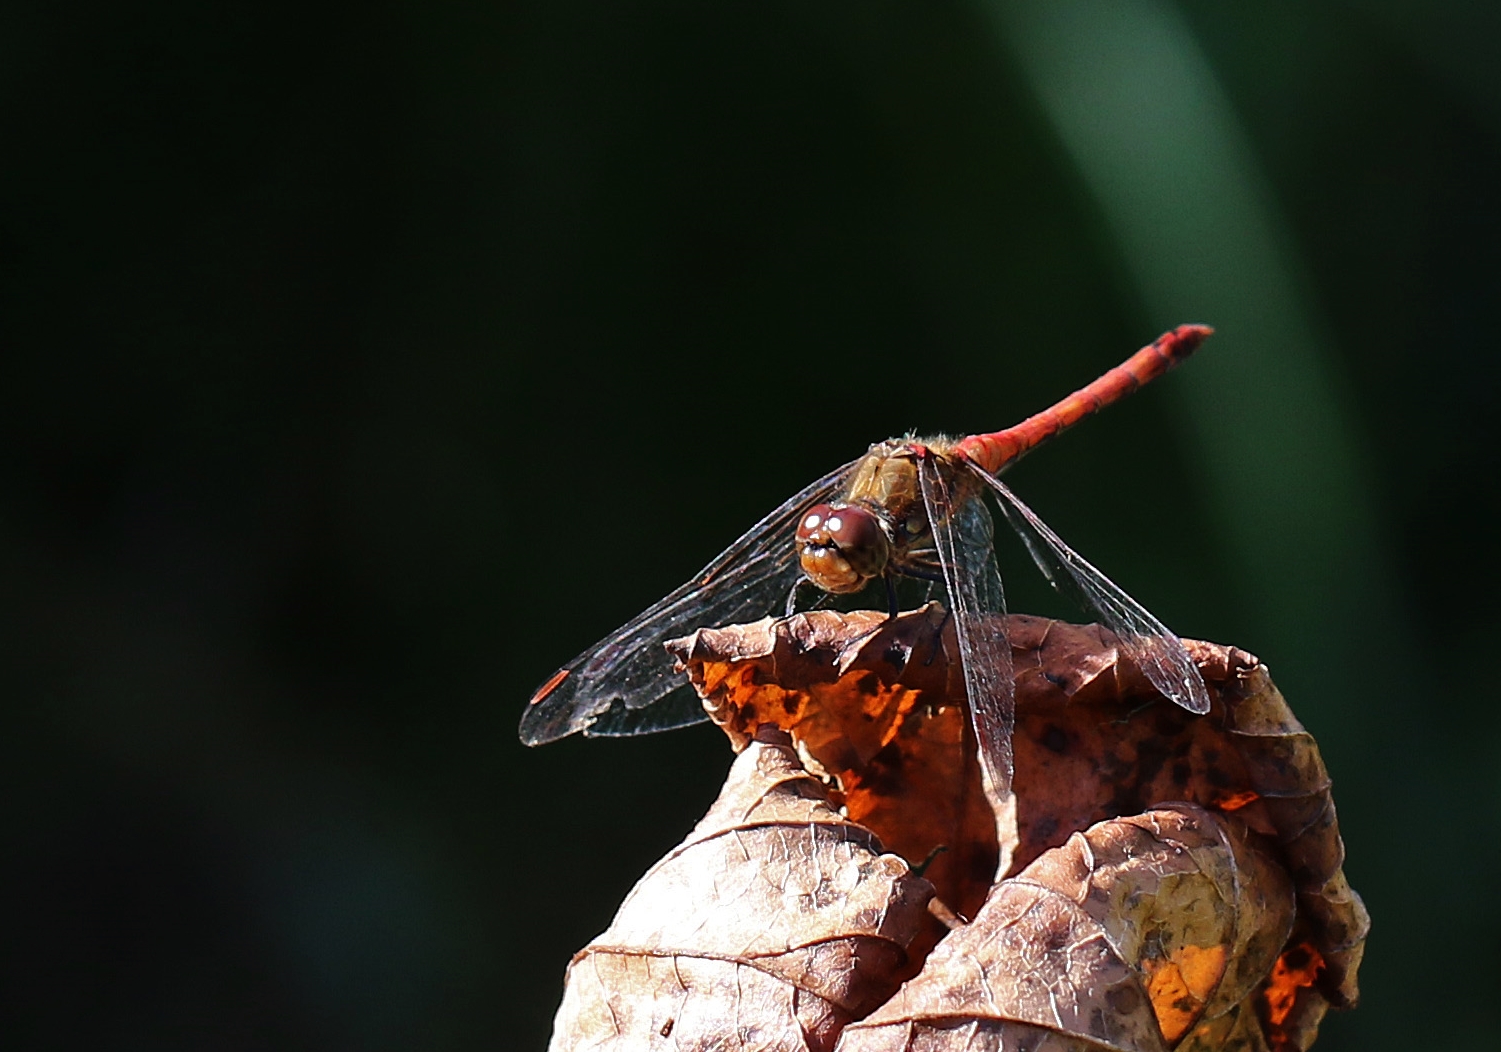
795, 438, 979, 595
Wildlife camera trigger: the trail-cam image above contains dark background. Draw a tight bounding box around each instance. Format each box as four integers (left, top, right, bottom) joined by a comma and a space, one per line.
3, 1, 1497, 1048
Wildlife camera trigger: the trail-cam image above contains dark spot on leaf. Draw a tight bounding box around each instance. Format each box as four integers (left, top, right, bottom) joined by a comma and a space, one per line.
1106, 983, 1142, 1015
1282, 944, 1313, 970
1040, 914, 1073, 952
856, 742, 906, 795
968, 850, 997, 886
1107, 785, 1145, 819
1136, 736, 1171, 784
1155, 712, 1187, 736
1041, 725, 1069, 754
1030, 816, 1060, 845
1015, 1029, 1046, 1052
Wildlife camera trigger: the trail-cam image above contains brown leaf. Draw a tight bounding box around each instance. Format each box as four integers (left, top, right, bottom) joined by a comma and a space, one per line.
665, 607, 1368, 1051
669, 606, 996, 925
549, 726, 936, 1052
836, 804, 1291, 1052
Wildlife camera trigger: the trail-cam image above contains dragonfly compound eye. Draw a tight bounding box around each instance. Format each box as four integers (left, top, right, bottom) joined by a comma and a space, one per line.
795, 503, 891, 594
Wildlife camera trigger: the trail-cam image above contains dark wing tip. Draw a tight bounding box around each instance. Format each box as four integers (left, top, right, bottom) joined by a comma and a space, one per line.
529, 667, 570, 706
517, 667, 582, 746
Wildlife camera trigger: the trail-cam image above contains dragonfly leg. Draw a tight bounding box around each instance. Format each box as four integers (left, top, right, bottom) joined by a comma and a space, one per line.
892, 563, 945, 585
922, 604, 954, 669
910, 843, 949, 878
784, 576, 811, 617
884, 574, 899, 619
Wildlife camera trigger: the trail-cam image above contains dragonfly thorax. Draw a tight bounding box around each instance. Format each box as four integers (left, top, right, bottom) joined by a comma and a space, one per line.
795, 440, 965, 595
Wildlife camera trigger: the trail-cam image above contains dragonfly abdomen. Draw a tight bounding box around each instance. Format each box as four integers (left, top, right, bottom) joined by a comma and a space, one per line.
955, 324, 1212, 475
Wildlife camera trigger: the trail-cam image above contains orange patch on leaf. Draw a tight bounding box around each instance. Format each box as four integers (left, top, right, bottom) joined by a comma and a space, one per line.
1262, 941, 1326, 1050
1212, 789, 1261, 811
1142, 936, 1228, 1041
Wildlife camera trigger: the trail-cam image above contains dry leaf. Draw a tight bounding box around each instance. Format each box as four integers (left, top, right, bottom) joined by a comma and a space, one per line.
664, 607, 1368, 1051
668, 605, 996, 925
836, 803, 1293, 1052
549, 725, 936, 1052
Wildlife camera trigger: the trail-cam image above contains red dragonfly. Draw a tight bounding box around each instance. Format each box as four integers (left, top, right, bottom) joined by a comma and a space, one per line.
520, 326, 1213, 801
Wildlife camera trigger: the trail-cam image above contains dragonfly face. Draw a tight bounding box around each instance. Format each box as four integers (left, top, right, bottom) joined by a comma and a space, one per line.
793, 502, 889, 593
794, 440, 972, 595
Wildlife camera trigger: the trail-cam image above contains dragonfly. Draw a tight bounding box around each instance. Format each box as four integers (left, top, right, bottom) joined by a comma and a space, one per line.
520, 325, 1213, 805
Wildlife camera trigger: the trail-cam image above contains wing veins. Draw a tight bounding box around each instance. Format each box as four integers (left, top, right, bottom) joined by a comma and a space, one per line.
518, 458, 858, 743
917, 457, 1015, 809
961, 460, 1210, 715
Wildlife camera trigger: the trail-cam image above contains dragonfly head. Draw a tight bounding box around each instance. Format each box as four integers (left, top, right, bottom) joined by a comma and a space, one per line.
795, 502, 891, 594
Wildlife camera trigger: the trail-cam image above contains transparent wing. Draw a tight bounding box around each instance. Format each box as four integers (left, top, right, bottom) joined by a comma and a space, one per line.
519, 459, 858, 744
962, 460, 1211, 715
917, 455, 1015, 806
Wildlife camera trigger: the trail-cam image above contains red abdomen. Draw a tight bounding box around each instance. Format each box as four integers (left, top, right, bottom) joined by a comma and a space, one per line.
955, 324, 1212, 475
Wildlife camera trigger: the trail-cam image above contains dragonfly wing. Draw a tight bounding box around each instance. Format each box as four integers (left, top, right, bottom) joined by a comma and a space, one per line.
962, 460, 1211, 715
519, 459, 858, 744
917, 455, 1015, 804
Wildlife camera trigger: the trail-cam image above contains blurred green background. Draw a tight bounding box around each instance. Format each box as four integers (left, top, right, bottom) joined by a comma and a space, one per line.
3, 1, 1496, 1048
